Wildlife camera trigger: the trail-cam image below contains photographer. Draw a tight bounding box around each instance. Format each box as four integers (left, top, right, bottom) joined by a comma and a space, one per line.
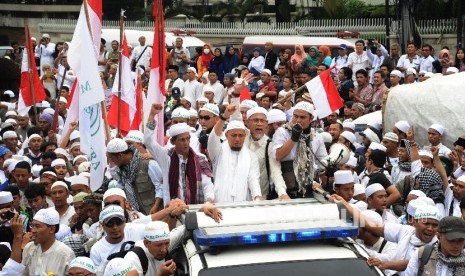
37, 34, 56, 76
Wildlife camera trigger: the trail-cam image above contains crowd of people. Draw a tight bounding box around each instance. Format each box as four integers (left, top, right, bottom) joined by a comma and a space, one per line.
0, 32, 464, 276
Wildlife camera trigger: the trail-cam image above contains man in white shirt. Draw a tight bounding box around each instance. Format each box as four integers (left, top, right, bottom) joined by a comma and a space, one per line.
367, 40, 389, 84
445, 175, 465, 217
330, 44, 349, 75
365, 183, 398, 224
36, 34, 56, 75
207, 105, 263, 202
131, 36, 152, 70
49, 181, 75, 226
183, 67, 201, 108
427, 123, 452, 158
419, 44, 435, 72
397, 42, 420, 73
347, 40, 372, 82
208, 71, 225, 105
165, 65, 185, 96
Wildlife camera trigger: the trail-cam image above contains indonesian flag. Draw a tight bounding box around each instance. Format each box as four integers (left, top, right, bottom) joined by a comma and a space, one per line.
66, 0, 106, 192
18, 25, 47, 116
107, 34, 137, 135
306, 68, 343, 118
145, 0, 166, 144
131, 73, 142, 130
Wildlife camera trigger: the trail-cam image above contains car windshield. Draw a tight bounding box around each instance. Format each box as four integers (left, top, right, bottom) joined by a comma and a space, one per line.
199, 258, 379, 276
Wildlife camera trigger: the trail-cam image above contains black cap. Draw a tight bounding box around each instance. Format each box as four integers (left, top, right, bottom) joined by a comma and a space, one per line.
172, 87, 181, 99
168, 65, 179, 72
438, 216, 465, 240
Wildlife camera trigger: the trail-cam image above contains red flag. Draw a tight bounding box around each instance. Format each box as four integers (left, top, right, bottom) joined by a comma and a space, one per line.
145, 0, 166, 144
130, 75, 142, 130
306, 68, 343, 118
18, 26, 46, 114
240, 87, 251, 102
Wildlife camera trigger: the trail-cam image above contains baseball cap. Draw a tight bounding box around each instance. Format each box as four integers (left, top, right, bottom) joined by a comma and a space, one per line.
339, 44, 347, 50
438, 216, 465, 240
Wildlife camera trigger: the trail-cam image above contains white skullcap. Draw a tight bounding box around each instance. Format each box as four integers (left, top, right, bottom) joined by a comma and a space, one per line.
186, 67, 197, 75
395, 121, 410, 133
42, 171, 57, 178
246, 107, 268, 120
261, 69, 272, 76
340, 131, 356, 145
320, 132, 332, 144
342, 120, 355, 131
408, 190, 426, 198
418, 150, 433, 159
2, 131, 17, 140
362, 209, 384, 225
182, 96, 193, 104
456, 176, 465, 184
70, 130, 80, 141
361, 128, 380, 144
106, 138, 128, 153
365, 183, 385, 197
51, 158, 66, 167
168, 123, 191, 137
188, 109, 198, 118
417, 197, 435, 207
414, 205, 442, 221
34, 208, 60, 225
5, 111, 17, 117
107, 180, 120, 189
240, 100, 258, 110
225, 120, 246, 132
69, 257, 96, 274
346, 155, 358, 168
197, 97, 209, 103
407, 198, 427, 216
171, 107, 190, 119
54, 148, 68, 157
58, 97, 68, 104
5, 119, 17, 125
199, 103, 219, 116
79, 171, 90, 178
369, 142, 387, 152
255, 92, 265, 100
3, 159, 16, 170
78, 162, 91, 173
429, 123, 445, 136
294, 102, 315, 117
69, 142, 80, 150
383, 132, 399, 142
390, 70, 403, 78
28, 134, 42, 140
367, 120, 382, 131
406, 67, 417, 76
99, 205, 125, 224
144, 221, 170, 242
0, 191, 13, 204
419, 70, 427, 75
70, 175, 89, 187
202, 71, 209, 79
4, 90, 15, 98
446, 67, 459, 74
334, 170, 354, 185
103, 188, 127, 201
43, 108, 55, 116
202, 84, 214, 93
124, 130, 144, 143
353, 183, 365, 196
72, 155, 88, 165
103, 258, 136, 276
278, 90, 289, 98
40, 100, 51, 108
31, 37, 37, 41
31, 164, 43, 178
267, 109, 286, 124
42, 33, 50, 38
51, 181, 68, 191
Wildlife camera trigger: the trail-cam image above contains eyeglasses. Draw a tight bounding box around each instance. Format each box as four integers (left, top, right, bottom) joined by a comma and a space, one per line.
104, 200, 122, 207
199, 115, 212, 121
104, 219, 124, 227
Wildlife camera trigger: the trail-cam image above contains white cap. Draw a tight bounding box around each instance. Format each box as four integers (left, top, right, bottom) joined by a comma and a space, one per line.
51, 181, 68, 191
40, 100, 51, 108
99, 205, 125, 224
107, 180, 119, 189
103, 188, 127, 201
383, 132, 399, 142
446, 67, 459, 74
346, 155, 358, 168
103, 258, 136, 276
201, 71, 209, 79
367, 120, 382, 131
28, 134, 42, 141
361, 128, 380, 143
42, 33, 50, 38
0, 191, 13, 204
267, 109, 287, 124
43, 107, 55, 116
31, 164, 43, 178
199, 103, 219, 116
58, 97, 68, 104
4, 90, 15, 98
70, 175, 89, 187
320, 132, 332, 144
362, 210, 383, 225
353, 183, 365, 196
4, 119, 16, 125
340, 131, 356, 145
51, 158, 66, 167
365, 183, 385, 197
69, 257, 96, 274
79, 171, 90, 178
197, 97, 209, 103
429, 123, 445, 136
456, 176, 465, 184
106, 138, 128, 153
70, 130, 80, 141
202, 84, 214, 93
144, 221, 170, 242
188, 109, 198, 118
42, 171, 57, 178
418, 150, 433, 159
5, 111, 17, 117
246, 107, 268, 120
261, 69, 272, 76
407, 198, 427, 216
334, 170, 354, 185
414, 205, 442, 221
417, 196, 435, 207
78, 162, 91, 173
225, 120, 246, 132
168, 123, 191, 137
395, 121, 410, 133
186, 67, 197, 75
255, 92, 265, 100
171, 107, 190, 119
294, 102, 315, 117
33, 208, 60, 225
369, 142, 387, 152
408, 190, 426, 198
69, 142, 80, 150
342, 120, 355, 131
54, 148, 68, 157
240, 100, 258, 110
124, 130, 144, 143
72, 155, 88, 165
406, 67, 417, 76
6, 160, 17, 174
390, 70, 403, 78
2, 131, 17, 140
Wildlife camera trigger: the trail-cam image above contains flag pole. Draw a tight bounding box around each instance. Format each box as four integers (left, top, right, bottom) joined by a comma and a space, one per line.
24, 23, 39, 125
117, 9, 125, 138
138, 71, 144, 133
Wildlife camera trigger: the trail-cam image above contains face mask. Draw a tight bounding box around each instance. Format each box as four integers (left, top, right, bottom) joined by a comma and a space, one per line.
203, 49, 210, 55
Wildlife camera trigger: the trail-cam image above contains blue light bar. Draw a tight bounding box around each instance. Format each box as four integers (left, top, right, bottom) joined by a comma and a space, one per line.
193, 226, 358, 247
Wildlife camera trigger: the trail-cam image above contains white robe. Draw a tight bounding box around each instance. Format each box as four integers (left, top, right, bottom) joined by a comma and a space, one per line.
22, 240, 75, 276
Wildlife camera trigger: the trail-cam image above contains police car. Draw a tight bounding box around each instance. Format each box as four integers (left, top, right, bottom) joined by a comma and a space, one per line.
171, 199, 384, 276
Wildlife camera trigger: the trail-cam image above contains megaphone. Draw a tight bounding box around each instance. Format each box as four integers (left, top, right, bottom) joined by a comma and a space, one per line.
320, 143, 350, 168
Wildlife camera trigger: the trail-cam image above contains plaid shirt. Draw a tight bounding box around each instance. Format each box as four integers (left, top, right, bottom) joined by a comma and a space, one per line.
355, 83, 373, 103
62, 233, 89, 257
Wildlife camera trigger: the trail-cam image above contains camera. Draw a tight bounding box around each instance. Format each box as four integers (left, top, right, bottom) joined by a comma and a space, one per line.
0, 208, 15, 220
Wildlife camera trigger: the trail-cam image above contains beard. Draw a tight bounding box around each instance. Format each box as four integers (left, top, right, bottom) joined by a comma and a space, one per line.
230, 146, 242, 151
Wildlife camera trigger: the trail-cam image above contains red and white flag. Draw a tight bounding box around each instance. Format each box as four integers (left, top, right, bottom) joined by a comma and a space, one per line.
107, 34, 137, 135
306, 69, 343, 118
66, 0, 106, 192
131, 73, 143, 130
18, 26, 47, 116
145, 0, 166, 144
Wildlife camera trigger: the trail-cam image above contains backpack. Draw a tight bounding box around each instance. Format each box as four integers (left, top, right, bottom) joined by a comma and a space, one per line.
107, 241, 149, 275
417, 244, 435, 276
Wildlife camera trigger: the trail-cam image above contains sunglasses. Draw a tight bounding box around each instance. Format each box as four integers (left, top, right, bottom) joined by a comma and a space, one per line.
199, 115, 212, 121
105, 219, 124, 227
104, 200, 122, 207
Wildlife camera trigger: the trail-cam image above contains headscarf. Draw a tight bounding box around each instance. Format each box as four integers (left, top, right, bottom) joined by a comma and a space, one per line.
200, 44, 214, 66
439, 49, 454, 74
39, 113, 53, 125
291, 44, 307, 65
0, 146, 10, 158
305, 46, 320, 68
398, 139, 411, 172
212, 48, 223, 68
318, 45, 331, 65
